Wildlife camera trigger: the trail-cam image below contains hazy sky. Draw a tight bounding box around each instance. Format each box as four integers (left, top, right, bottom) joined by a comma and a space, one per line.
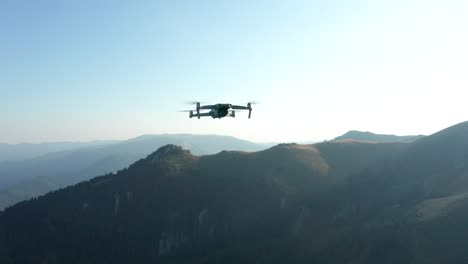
1, 0, 467, 143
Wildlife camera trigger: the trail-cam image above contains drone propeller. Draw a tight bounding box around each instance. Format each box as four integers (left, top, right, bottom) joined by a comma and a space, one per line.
184, 101, 203, 119
178, 110, 193, 112
185, 101, 206, 105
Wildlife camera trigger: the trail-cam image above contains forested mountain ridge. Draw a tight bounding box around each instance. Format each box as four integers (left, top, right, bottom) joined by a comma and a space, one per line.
2, 121, 468, 263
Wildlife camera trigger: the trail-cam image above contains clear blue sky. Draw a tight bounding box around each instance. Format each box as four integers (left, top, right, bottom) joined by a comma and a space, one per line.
1, 0, 467, 143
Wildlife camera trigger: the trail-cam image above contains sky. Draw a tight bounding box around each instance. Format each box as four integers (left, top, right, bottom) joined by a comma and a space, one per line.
1, 0, 467, 143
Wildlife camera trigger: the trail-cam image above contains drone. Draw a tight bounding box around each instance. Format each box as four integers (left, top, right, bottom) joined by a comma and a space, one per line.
181, 102, 256, 119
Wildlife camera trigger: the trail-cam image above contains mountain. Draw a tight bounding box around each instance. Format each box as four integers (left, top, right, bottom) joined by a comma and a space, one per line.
334, 130, 425, 142
0, 141, 118, 162
318, 121, 468, 263
0, 134, 268, 210
2, 121, 468, 263
0, 142, 402, 264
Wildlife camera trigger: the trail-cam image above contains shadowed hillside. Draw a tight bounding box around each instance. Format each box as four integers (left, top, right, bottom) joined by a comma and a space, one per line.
2, 121, 468, 263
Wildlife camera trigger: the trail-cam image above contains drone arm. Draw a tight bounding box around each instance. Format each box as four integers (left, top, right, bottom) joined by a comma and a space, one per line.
231, 105, 249, 110
191, 112, 212, 118
199, 105, 215, 109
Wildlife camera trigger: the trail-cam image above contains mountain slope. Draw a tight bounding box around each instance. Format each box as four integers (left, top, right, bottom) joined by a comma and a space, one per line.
314, 121, 468, 263
380, 121, 468, 199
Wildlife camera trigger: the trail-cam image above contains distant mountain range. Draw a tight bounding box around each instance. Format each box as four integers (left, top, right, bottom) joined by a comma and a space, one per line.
334, 130, 425, 142
0, 134, 270, 210
0, 141, 118, 162
2, 121, 468, 263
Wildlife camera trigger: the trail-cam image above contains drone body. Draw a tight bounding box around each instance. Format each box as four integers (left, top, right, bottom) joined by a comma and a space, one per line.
183, 102, 254, 119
